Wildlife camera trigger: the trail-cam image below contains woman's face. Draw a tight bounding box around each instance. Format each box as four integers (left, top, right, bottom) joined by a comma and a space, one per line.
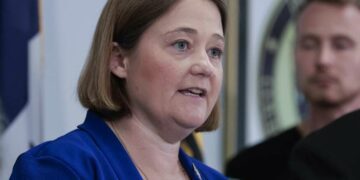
113, 0, 224, 136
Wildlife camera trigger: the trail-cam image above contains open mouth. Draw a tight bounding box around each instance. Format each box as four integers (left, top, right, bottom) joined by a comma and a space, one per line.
178, 87, 207, 97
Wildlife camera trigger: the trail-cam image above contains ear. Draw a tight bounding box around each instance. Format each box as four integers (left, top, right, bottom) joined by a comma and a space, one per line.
109, 42, 129, 78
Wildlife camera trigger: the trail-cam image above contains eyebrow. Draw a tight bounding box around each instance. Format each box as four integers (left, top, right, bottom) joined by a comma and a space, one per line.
297, 34, 318, 41
165, 27, 224, 42
298, 33, 354, 42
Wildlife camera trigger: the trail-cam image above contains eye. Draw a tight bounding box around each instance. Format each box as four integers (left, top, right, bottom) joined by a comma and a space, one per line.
172, 40, 189, 52
333, 38, 353, 51
298, 38, 318, 50
208, 48, 223, 59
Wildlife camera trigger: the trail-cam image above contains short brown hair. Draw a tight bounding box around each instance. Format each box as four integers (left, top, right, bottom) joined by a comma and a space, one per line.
77, 0, 227, 131
296, 0, 360, 18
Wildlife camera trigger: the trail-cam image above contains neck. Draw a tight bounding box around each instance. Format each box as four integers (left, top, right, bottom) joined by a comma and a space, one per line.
107, 116, 189, 180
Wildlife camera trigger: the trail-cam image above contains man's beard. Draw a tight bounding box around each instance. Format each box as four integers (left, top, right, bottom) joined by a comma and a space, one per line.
303, 86, 354, 109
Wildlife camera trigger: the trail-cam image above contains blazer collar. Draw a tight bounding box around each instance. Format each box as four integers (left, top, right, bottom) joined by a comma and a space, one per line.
78, 110, 142, 179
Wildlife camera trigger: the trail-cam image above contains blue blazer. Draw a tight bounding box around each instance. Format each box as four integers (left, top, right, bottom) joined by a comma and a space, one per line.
10, 111, 226, 180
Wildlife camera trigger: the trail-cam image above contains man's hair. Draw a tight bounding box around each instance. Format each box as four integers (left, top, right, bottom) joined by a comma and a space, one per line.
77, 0, 227, 131
296, 0, 360, 18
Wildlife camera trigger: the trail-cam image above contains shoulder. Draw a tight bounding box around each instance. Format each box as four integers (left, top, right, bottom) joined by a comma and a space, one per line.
27, 129, 97, 161
227, 127, 301, 165
11, 148, 80, 179
11, 129, 99, 179
302, 109, 360, 146
225, 127, 301, 178
290, 109, 360, 179
293, 109, 360, 155
252, 127, 302, 151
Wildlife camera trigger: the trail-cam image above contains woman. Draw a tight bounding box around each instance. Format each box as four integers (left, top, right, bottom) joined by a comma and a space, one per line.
11, 0, 226, 179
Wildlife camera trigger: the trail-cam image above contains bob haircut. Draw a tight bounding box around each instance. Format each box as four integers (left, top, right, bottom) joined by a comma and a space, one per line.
296, 0, 360, 18
77, 0, 227, 132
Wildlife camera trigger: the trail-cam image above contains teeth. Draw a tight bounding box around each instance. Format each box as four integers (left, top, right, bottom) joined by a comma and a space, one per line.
183, 91, 200, 96
179, 88, 205, 97
188, 88, 203, 95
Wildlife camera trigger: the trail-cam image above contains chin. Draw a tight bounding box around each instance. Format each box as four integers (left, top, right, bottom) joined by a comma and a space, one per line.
176, 115, 207, 129
306, 90, 339, 105
172, 108, 208, 127
310, 95, 343, 107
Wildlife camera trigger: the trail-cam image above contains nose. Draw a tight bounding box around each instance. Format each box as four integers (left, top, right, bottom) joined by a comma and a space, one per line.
316, 44, 334, 68
190, 51, 214, 77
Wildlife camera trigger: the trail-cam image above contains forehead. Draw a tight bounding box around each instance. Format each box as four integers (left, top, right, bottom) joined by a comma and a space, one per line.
297, 2, 360, 37
144, 0, 223, 37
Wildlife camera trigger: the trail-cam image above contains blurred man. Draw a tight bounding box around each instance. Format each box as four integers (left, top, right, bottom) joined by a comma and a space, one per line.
226, 0, 360, 179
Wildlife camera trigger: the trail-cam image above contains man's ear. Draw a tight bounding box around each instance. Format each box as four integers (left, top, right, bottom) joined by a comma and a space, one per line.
109, 42, 129, 78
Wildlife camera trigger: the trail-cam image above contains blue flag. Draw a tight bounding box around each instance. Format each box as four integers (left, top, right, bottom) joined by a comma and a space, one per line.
0, 0, 39, 131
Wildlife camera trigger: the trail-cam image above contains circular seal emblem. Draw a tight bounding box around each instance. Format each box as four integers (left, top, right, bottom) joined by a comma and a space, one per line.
258, 1, 307, 136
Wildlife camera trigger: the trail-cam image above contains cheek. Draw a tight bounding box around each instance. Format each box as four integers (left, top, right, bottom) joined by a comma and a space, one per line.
342, 64, 360, 82
295, 58, 313, 76
295, 64, 311, 89
216, 68, 223, 89
295, 48, 315, 68
136, 47, 178, 81
295, 52, 306, 72
140, 63, 162, 81
137, 53, 165, 79
212, 67, 223, 97
139, 58, 179, 92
